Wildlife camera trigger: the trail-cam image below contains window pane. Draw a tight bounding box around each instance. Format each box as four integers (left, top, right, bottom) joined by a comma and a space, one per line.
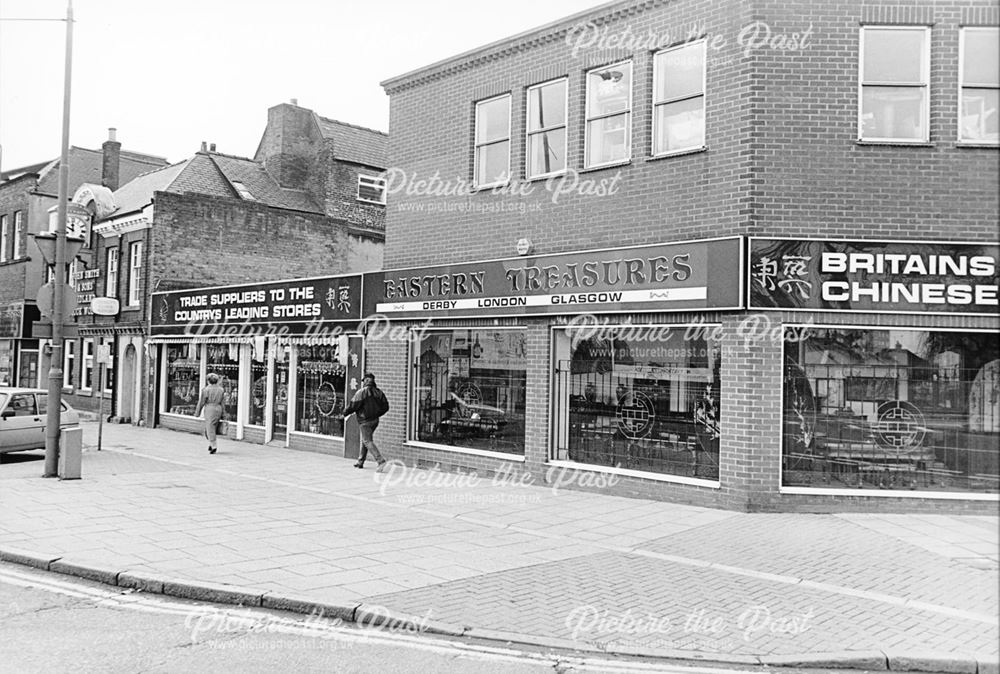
654, 97, 705, 153
587, 66, 631, 116
476, 96, 510, 144
861, 86, 926, 139
295, 342, 346, 437
475, 141, 510, 185
655, 44, 704, 102
527, 128, 566, 176
528, 80, 566, 131
554, 328, 720, 479
414, 330, 526, 456
206, 343, 239, 422
962, 88, 1000, 142
863, 29, 926, 82
963, 29, 1000, 85
782, 329, 999, 493
587, 114, 629, 166
165, 344, 200, 416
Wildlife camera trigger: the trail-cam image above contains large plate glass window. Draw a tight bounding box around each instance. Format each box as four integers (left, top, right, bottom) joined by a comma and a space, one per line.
585, 62, 632, 168
205, 343, 239, 422
164, 343, 201, 416
959, 27, 999, 144
859, 26, 929, 142
295, 339, 347, 437
653, 41, 706, 155
553, 326, 721, 480
413, 329, 526, 455
474, 94, 511, 187
526, 78, 567, 178
783, 328, 999, 493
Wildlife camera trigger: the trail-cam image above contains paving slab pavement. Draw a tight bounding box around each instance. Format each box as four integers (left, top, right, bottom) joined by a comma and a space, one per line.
0, 422, 997, 667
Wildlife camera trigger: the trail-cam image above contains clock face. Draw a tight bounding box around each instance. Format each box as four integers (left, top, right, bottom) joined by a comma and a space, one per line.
66, 212, 90, 240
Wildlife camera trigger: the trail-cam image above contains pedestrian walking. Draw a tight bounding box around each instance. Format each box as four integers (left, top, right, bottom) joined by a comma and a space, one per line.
195, 373, 225, 454
343, 373, 390, 471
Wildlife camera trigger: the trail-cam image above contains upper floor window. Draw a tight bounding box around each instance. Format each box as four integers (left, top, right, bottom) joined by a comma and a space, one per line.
959, 26, 999, 144
128, 241, 143, 307
230, 180, 256, 200
12, 211, 24, 259
0, 215, 8, 263
106, 247, 119, 298
859, 26, 930, 142
68, 259, 79, 288
526, 78, 567, 178
585, 62, 632, 168
653, 41, 706, 156
474, 94, 511, 187
357, 174, 387, 204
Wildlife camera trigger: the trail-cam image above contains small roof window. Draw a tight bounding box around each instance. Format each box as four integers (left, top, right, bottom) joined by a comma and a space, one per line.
231, 180, 256, 200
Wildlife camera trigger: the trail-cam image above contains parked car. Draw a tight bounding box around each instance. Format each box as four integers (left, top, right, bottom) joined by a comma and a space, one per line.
0, 388, 80, 454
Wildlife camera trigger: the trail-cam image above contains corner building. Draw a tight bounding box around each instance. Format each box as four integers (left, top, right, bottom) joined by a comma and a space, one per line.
370, 0, 999, 512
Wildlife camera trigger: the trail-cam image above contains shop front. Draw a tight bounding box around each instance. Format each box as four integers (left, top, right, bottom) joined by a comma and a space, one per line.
0, 301, 41, 388
149, 274, 368, 456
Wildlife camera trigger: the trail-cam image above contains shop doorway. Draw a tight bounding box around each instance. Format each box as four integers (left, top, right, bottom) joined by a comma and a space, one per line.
18, 350, 39, 388
271, 347, 289, 441
121, 344, 136, 423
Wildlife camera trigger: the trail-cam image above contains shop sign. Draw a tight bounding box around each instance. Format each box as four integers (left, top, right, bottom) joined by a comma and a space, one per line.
369, 237, 744, 319
0, 302, 24, 339
150, 274, 364, 336
749, 238, 999, 315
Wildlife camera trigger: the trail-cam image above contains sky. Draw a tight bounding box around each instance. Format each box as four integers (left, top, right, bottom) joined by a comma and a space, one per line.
0, 0, 613, 171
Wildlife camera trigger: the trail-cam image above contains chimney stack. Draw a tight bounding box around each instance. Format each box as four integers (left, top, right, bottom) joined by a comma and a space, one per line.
102, 127, 122, 191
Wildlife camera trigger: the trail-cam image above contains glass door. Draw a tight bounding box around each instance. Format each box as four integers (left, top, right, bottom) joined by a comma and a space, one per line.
272, 346, 290, 441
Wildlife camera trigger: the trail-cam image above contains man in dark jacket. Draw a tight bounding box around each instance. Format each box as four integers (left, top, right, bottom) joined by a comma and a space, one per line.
343, 372, 389, 472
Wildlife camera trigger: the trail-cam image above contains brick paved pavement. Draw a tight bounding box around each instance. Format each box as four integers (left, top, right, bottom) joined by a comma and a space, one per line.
0, 422, 996, 663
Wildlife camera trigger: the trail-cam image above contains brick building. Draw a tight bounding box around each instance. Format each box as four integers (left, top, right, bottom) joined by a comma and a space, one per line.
63, 102, 387, 429
365, 0, 999, 512
0, 134, 167, 389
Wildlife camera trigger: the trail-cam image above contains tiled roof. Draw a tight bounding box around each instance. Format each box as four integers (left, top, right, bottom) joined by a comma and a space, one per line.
209, 154, 320, 213
316, 117, 388, 168
109, 161, 190, 216
34, 146, 168, 196
0, 160, 49, 182
164, 154, 234, 199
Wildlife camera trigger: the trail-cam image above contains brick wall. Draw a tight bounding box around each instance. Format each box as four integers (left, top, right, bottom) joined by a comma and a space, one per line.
0, 176, 35, 303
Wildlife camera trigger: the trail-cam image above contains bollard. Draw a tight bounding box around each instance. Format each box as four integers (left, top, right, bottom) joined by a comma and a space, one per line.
58, 426, 82, 480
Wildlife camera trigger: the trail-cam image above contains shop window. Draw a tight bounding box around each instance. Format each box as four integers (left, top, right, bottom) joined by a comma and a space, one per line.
247, 346, 268, 427
164, 343, 201, 416
526, 78, 567, 178
859, 26, 929, 142
959, 27, 999, 144
295, 341, 347, 436
413, 329, 527, 456
0, 340, 12, 386
553, 326, 720, 480
0, 215, 8, 263
101, 338, 114, 395
106, 247, 119, 298
653, 41, 706, 155
474, 94, 511, 187
81, 339, 94, 392
357, 175, 386, 205
13, 211, 23, 259
62, 340, 76, 390
585, 62, 632, 167
782, 328, 999, 493
128, 241, 143, 306
205, 343, 239, 421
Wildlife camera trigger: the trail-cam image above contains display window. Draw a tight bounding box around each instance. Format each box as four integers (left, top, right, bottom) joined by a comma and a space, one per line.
553, 325, 721, 480
164, 344, 201, 416
248, 345, 267, 427
205, 343, 239, 421
412, 328, 527, 456
783, 327, 999, 493
294, 340, 347, 437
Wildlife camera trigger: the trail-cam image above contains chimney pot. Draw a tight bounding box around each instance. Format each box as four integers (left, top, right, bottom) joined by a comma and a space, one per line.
209, 143, 216, 152
290, 98, 298, 105
200, 141, 207, 152
108, 127, 117, 142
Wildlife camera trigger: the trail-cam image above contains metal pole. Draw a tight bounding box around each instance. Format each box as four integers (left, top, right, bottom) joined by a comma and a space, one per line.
97, 361, 104, 451
43, 0, 73, 478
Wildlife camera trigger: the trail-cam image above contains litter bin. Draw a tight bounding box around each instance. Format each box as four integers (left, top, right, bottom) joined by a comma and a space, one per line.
58, 426, 83, 480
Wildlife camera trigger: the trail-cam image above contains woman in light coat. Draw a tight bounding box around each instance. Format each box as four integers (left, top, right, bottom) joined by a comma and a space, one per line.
195, 373, 225, 454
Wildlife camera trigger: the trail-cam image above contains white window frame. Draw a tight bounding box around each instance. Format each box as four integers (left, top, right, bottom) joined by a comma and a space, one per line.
128, 241, 142, 307
958, 26, 1000, 145
81, 339, 94, 393
473, 93, 512, 188
101, 338, 114, 395
357, 174, 387, 205
106, 247, 119, 298
62, 340, 76, 390
525, 78, 568, 179
585, 61, 633, 169
68, 258, 79, 289
12, 211, 24, 259
0, 214, 8, 263
652, 40, 707, 157
858, 25, 931, 143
